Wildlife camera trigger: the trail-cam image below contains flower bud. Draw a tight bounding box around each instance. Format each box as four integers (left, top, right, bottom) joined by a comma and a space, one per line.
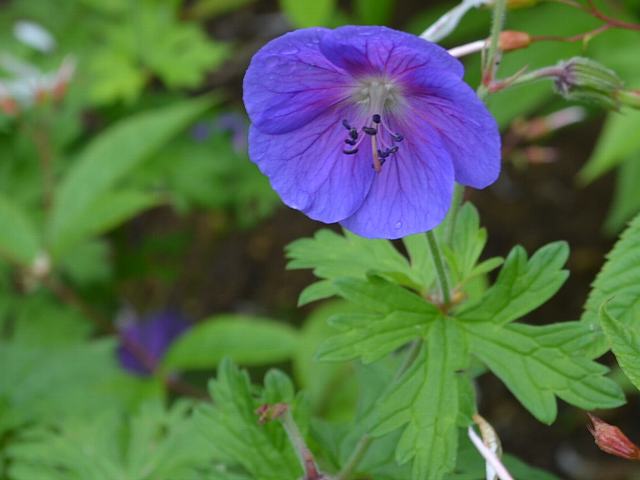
588, 414, 640, 461
498, 31, 531, 52
554, 57, 624, 109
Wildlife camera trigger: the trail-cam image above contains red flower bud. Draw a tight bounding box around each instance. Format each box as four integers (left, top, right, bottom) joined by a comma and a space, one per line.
588, 414, 640, 461
499, 31, 532, 52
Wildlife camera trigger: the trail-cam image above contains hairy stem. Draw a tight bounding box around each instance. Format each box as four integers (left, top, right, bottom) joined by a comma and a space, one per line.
445, 183, 465, 246
337, 434, 373, 480
281, 409, 323, 479
480, 0, 507, 95
426, 230, 451, 306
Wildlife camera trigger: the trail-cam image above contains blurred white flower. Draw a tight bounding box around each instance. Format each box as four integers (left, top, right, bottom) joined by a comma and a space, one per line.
0, 54, 75, 115
13, 20, 56, 53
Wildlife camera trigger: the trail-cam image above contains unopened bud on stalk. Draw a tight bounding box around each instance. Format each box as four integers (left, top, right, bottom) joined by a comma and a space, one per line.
588, 414, 640, 461
498, 31, 531, 52
554, 57, 623, 109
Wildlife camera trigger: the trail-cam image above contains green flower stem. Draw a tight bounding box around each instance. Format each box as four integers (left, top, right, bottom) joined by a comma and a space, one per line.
427, 230, 451, 306
479, 0, 507, 97
445, 183, 465, 245
281, 409, 322, 479
336, 434, 373, 480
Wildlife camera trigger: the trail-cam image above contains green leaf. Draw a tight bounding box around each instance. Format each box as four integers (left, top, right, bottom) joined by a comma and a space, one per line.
600, 305, 640, 391
373, 319, 466, 480
7, 401, 217, 480
440, 203, 501, 285
52, 190, 160, 257
466, 321, 625, 424
0, 194, 40, 265
293, 301, 359, 418
196, 359, 302, 480
457, 242, 569, 325
605, 154, 640, 234
287, 229, 427, 303
317, 276, 440, 363
49, 97, 214, 256
0, 339, 159, 433
163, 315, 298, 370
582, 212, 640, 355
141, 9, 229, 89
578, 110, 640, 184
279, 0, 336, 27
402, 233, 436, 292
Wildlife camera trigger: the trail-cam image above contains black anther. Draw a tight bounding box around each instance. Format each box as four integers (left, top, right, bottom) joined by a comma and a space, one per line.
342, 119, 352, 130
345, 138, 357, 145
389, 146, 399, 154
372, 114, 381, 124
363, 126, 377, 135
349, 128, 358, 140
392, 133, 404, 142
378, 149, 390, 159
343, 148, 359, 155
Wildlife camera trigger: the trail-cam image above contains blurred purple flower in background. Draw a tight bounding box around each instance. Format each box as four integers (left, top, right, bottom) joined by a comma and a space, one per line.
191, 112, 248, 153
117, 310, 190, 376
243, 26, 501, 239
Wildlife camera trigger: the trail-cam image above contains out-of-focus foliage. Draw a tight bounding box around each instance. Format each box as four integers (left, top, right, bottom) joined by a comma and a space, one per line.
1, 0, 640, 479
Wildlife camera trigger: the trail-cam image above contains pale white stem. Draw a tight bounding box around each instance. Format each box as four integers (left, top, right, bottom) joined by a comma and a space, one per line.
420, 0, 491, 42
448, 39, 486, 58
467, 427, 515, 480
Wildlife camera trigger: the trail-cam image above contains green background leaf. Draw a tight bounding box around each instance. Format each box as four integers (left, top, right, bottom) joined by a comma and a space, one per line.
163, 315, 299, 370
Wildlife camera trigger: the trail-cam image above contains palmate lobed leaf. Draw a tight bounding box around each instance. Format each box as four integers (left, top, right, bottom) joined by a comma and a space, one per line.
372, 319, 466, 480
439, 203, 501, 285
195, 359, 303, 480
456, 242, 569, 325
317, 276, 440, 364
600, 305, 640, 391
582, 212, 640, 355
7, 401, 216, 480
465, 321, 624, 424
287, 229, 425, 305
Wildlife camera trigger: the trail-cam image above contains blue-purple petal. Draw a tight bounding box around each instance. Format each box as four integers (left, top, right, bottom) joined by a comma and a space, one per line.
341, 121, 454, 239
243, 28, 355, 135
319, 26, 464, 79
117, 310, 190, 376
249, 105, 376, 223
403, 71, 501, 188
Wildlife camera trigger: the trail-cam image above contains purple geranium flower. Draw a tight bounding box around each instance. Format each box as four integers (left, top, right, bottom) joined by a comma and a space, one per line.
117, 310, 190, 376
243, 26, 501, 239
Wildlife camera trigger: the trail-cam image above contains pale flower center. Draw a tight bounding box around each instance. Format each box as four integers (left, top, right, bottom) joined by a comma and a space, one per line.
341, 78, 404, 173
